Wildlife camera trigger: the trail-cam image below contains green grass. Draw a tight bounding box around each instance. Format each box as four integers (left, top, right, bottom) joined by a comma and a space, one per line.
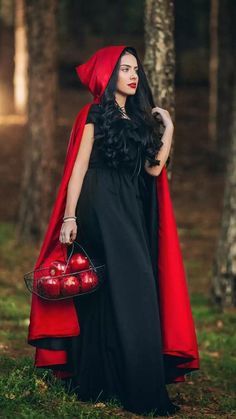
0, 356, 122, 418
0, 222, 235, 418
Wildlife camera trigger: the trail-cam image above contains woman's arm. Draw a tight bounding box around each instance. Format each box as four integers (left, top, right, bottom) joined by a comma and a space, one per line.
59, 122, 94, 244
144, 106, 174, 177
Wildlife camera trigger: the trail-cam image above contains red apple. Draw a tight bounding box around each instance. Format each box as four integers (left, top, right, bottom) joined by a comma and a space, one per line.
60, 275, 80, 296
49, 260, 69, 277
37, 276, 61, 298
69, 253, 90, 273
79, 270, 99, 293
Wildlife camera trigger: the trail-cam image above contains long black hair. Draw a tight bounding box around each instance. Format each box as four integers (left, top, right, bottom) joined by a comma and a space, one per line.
95, 46, 165, 169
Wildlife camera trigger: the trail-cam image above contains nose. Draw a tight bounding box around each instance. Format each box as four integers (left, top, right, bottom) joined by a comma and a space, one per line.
130, 72, 137, 80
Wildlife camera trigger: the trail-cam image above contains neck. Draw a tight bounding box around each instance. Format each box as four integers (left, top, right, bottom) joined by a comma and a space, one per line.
115, 92, 127, 108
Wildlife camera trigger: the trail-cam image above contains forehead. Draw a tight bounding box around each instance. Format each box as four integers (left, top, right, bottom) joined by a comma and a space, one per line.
120, 53, 138, 67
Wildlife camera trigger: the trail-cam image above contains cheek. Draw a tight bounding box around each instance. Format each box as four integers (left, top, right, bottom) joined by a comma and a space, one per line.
117, 71, 129, 88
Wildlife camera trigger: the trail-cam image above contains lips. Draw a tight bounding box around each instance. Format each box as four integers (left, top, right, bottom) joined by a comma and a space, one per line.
128, 83, 137, 88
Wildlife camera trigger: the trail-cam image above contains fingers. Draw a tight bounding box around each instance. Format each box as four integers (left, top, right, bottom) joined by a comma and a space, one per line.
152, 106, 170, 116
59, 229, 65, 244
152, 106, 173, 129
67, 230, 77, 245
59, 224, 77, 245
71, 230, 77, 241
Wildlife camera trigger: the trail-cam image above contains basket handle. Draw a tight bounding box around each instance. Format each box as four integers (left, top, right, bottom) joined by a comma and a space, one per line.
61, 240, 97, 272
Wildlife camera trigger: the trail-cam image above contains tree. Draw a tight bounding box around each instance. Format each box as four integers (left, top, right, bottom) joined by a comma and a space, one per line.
14, 0, 28, 115
211, 1, 236, 309
143, 0, 175, 180
0, 0, 14, 114
208, 0, 236, 170
212, 76, 236, 309
16, 0, 58, 242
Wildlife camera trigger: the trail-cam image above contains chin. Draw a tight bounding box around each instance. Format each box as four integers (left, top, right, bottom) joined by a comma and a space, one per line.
126, 90, 137, 96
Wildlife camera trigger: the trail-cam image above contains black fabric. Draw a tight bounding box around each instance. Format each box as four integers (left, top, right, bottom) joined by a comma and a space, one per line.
33, 106, 179, 415
85, 103, 102, 127
85, 104, 146, 178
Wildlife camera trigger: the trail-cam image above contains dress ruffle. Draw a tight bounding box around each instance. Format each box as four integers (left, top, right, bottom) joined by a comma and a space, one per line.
86, 104, 155, 178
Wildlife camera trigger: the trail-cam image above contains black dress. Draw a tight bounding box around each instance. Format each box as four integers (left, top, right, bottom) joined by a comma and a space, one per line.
63, 104, 179, 416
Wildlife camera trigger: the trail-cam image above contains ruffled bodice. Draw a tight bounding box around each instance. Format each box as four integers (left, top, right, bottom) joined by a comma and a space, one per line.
86, 104, 148, 179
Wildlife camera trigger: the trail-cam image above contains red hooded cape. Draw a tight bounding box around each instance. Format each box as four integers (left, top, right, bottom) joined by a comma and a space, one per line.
28, 45, 200, 382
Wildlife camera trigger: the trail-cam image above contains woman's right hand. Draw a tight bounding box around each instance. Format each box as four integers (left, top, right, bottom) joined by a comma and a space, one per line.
59, 220, 77, 245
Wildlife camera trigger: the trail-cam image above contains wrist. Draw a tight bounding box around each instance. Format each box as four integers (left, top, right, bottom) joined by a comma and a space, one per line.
164, 122, 174, 132
63, 215, 77, 222
64, 212, 75, 218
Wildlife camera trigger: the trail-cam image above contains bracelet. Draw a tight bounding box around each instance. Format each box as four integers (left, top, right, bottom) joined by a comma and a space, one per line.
63, 218, 77, 223
63, 216, 77, 222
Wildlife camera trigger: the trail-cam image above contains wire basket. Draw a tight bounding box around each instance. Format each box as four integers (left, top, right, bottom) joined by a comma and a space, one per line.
24, 240, 106, 301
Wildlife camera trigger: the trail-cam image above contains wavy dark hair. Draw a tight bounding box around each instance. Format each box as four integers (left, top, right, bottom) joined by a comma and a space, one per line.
95, 46, 165, 169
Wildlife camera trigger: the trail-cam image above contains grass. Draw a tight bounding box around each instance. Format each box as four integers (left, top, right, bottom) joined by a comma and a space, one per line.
0, 222, 235, 418
0, 356, 123, 418
167, 293, 236, 417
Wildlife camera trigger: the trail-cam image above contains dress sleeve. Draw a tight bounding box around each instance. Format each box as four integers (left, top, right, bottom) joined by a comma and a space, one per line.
85, 104, 101, 125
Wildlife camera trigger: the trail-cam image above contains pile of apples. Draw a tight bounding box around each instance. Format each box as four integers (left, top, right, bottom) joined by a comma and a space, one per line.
37, 253, 99, 298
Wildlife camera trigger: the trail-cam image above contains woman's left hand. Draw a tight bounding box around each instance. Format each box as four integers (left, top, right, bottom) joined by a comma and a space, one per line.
152, 106, 174, 130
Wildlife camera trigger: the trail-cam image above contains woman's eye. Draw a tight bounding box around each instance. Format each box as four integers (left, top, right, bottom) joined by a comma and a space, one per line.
121, 68, 139, 74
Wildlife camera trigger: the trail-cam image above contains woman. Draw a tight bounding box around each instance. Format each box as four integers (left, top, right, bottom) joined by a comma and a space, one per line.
28, 45, 200, 416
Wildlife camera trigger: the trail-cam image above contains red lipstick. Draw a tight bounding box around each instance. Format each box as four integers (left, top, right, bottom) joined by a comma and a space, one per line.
128, 83, 137, 89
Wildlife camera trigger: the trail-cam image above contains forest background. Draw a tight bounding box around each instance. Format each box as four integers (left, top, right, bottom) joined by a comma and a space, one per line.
0, 0, 235, 417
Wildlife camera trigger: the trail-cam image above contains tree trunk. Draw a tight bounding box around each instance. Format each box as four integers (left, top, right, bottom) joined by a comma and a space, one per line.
143, 0, 175, 181
16, 0, 58, 242
0, 0, 14, 114
212, 78, 236, 309
14, 0, 28, 114
208, 0, 218, 155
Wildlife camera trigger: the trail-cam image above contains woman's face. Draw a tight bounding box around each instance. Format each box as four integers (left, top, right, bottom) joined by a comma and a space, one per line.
116, 52, 139, 97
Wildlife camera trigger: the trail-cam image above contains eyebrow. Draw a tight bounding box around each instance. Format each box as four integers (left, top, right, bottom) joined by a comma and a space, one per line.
120, 64, 139, 69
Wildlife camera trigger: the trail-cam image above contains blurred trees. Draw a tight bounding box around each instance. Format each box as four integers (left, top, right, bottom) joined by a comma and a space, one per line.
216, 0, 236, 162
14, 0, 28, 114
212, 79, 236, 308
0, 0, 14, 114
209, 0, 236, 169
211, 1, 236, 308
17, 0, 58, 241
1, 0, 236, 308
58, 0, 144, 43
175, 0, 209, 84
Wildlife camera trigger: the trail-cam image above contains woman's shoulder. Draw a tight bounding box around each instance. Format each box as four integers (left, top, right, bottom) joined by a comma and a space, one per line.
85, 103, 102, 125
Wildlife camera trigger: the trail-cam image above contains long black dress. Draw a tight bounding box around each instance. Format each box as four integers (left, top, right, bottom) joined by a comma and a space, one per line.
63, 104, 179, 416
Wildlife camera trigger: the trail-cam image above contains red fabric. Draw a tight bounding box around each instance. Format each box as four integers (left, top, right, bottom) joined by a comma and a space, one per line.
28, 45, 200, 382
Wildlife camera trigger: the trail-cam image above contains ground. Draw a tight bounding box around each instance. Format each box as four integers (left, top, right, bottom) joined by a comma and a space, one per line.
0, 86, 235, 418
